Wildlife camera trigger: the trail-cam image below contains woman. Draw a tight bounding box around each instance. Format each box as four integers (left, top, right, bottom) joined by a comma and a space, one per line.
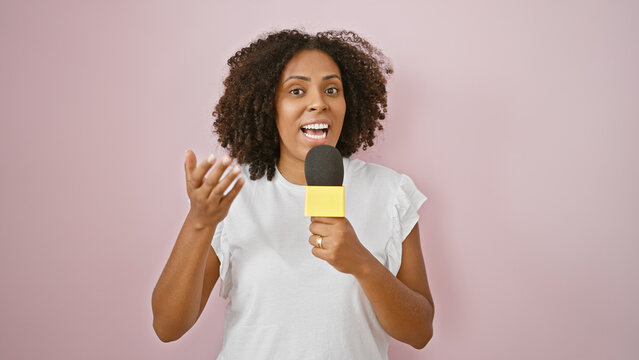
152, 29, 435, 359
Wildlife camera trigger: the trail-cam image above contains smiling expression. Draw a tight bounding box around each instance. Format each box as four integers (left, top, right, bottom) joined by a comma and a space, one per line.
274, 49, 346, 167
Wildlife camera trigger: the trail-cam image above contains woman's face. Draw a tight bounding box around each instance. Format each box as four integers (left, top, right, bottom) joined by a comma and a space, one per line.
274, 49, 346, 166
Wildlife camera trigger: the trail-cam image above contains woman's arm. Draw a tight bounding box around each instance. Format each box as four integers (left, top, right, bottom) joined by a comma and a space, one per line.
152, 151, 243, 342
353, 222, 434, 349
151, 212, 218, 342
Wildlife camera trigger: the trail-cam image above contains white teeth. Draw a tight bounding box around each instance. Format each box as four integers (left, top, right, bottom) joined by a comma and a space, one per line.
302, 123, 329, 130
303, 131, 327, 139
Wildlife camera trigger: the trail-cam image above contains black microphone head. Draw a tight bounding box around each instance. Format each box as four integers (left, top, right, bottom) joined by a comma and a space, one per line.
304, 145, 344, 186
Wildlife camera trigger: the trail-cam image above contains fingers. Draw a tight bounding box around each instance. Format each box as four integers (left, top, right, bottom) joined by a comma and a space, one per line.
208, 164, 242, 200
218, 176, 245, 207
309, 222, 330, 239
184, 149, 197, 185
308, 234, 330, 253
188, 151, 217, 189
202, 155, 235, 193
308, 234, 323, 247
184, 151, 243, 204
310, 216, 336, 224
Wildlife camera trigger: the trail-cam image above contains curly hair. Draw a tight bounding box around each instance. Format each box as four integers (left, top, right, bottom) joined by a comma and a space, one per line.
212, 29, 393, 181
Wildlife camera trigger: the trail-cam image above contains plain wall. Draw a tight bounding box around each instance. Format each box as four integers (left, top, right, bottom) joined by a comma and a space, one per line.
1, 0, 638, 359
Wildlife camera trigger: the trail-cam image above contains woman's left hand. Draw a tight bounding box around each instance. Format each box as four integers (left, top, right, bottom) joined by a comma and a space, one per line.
308, 217, 374, 276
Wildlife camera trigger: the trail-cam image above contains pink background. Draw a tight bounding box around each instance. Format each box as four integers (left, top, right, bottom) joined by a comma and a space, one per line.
1, 0, 638, 359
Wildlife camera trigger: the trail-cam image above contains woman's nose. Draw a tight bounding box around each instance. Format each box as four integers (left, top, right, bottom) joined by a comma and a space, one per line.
306, 90, 328, 112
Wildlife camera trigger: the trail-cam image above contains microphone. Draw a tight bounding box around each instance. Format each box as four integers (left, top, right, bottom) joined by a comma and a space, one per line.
304, 145, 345, 217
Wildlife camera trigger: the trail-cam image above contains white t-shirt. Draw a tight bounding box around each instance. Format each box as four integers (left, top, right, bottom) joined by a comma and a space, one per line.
211, 156, 427, 360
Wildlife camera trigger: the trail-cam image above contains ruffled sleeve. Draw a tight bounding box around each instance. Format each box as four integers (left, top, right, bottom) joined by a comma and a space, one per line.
211, 219, 232, 299
386, 173, 428, 276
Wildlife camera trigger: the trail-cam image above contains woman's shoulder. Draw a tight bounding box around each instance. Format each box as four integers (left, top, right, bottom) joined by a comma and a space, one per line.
344, 157, 405, 186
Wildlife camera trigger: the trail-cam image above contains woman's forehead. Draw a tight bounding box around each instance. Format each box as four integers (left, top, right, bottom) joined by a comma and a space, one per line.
280, 49, 341, 81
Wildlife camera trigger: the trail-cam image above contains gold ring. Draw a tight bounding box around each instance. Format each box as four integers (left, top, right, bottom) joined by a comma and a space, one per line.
316, 235, 323, 249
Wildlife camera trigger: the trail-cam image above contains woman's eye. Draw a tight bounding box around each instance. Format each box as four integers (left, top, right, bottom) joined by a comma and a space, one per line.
326, 87, 339, 95
290, 88, 304, 95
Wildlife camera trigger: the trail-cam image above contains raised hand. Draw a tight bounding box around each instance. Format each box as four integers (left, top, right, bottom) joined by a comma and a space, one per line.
184, 149, 244, 230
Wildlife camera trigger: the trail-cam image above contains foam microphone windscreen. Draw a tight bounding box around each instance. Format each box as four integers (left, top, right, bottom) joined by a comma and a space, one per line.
304, 145, 344, 186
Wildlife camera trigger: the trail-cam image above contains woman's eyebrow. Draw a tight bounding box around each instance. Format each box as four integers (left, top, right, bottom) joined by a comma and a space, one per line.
283, 74, 341, 83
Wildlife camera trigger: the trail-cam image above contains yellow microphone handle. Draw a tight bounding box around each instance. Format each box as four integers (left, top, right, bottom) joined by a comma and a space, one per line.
304, 186, 345, 217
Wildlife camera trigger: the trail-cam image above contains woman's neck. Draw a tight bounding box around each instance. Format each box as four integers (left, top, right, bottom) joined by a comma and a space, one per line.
277, 155, 307, 186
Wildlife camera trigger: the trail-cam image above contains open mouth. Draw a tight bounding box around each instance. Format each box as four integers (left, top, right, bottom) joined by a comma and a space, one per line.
300, 123, 329, 140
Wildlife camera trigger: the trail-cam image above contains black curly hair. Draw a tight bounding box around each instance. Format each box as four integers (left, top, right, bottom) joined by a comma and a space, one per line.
212, 29, 393, 181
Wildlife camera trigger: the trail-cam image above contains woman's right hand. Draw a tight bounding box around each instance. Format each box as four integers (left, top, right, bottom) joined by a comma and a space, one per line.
184, 149, 245, 230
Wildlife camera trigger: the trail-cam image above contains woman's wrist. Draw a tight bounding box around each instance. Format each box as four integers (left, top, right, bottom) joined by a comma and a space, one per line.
186, 210, 218, 232
353, 250, 379, 279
